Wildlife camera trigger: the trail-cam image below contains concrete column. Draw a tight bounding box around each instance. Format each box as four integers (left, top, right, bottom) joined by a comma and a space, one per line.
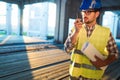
6, 3, 12, 35
54, 0, 67, 43
113, 15, 119, 39
54, 0, 61, 43
18, 2, 24, 36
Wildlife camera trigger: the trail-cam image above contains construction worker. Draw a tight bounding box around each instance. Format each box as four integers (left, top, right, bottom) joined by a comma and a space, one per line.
64, 0, 119, 79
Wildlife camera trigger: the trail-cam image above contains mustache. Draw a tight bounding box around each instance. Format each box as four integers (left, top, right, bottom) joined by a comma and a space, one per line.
84, 17, 88, 19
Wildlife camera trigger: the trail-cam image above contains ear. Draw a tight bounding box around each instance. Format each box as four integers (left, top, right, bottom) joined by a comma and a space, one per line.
95, 11, 100, 18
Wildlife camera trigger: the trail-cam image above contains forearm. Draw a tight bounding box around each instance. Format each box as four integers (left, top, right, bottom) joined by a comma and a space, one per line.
64, 31, 79, 53
70, 31, 79, 45
64, 18, 82, 53
64, 38, 74, 53
91, 52, 118, 68
104, 53, 118, 66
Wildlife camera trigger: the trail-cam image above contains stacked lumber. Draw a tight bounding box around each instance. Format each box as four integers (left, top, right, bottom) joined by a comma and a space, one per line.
0, 36, 70, 80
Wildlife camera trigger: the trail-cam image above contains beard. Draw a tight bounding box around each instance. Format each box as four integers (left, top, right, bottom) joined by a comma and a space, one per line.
84, 21, 92, 24
83, 17, 95, 24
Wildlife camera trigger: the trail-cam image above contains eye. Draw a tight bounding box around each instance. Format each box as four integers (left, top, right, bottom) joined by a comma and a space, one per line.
87, 11, 91, 14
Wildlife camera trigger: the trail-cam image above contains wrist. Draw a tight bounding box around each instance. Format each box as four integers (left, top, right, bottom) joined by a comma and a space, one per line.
70, 32, 79, 45
75, 29, 80, 33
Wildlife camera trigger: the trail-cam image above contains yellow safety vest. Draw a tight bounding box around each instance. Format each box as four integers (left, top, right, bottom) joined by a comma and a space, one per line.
70, 24, 110, 79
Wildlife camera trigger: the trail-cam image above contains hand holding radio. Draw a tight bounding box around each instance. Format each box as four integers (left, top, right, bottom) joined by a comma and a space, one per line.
74, 13, 83, 33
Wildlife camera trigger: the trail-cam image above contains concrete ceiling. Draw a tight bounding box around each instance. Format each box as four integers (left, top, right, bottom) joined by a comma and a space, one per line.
1, 0, 120, 15
1, 0, 120, 9
0, 0, 55, 4
1, 0, 120, 8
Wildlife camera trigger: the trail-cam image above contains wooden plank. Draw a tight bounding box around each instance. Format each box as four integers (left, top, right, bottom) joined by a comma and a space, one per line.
33, 62, 69, 80
41, 69, 69, 80
0, 49, 70, 77
53, 73, 69, 80
0, 49, 66, 64
0, 62, 70, 80
0, 44, 58, 53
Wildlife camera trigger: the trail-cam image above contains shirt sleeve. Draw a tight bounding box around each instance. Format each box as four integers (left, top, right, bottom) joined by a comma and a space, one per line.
106, 32, 119, 58
64, 31, 75, 53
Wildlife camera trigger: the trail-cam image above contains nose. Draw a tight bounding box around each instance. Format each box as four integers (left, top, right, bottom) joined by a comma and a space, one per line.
82, 13, 87, 18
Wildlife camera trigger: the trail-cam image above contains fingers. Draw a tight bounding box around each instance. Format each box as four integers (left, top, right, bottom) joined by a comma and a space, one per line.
90, 60, 100, 68
94, 55, 103, 62
74, 18, 82, 24
74, 18, 83, 32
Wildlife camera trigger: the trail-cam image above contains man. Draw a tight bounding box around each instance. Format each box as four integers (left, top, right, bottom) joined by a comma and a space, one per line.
64, 0, 119, 80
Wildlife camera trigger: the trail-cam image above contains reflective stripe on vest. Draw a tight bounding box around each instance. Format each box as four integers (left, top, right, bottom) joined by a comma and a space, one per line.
71, 61, 100, 70
69, 75, 101, 80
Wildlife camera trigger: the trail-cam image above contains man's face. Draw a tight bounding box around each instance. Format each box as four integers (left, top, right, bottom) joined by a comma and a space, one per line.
81, 10, 99, 24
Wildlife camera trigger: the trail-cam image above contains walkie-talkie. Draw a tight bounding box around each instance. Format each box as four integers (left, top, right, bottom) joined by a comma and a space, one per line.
76, 11, 83, 23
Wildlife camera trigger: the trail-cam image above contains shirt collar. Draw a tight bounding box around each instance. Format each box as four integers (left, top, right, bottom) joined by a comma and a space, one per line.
84, 24, 96, 31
